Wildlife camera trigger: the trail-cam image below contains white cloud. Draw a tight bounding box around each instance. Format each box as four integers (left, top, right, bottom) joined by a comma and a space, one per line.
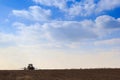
66, 0, 120, 17
12, 6, 51, 21
11, 20, 98, 44
95, 15, 120, 36
0, 15, 120, 48
0, 21, 92, 48
42, 21, 97, 42
66, 0, 96, 17
33, 0, 96, 17
32, 0, 120, 18
33, 0, 66, 10
96, 0, 120, 12
12, 22, 45, 46
42, 15, 120, 43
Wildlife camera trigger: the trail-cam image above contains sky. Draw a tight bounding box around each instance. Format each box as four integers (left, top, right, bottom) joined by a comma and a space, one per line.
0, 0, 120, 70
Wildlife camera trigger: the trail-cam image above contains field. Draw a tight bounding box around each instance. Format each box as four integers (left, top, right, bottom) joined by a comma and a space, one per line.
0, 69, 120, 80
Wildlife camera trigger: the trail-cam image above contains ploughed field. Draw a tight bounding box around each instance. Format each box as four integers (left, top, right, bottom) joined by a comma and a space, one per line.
0, 69, 120, 80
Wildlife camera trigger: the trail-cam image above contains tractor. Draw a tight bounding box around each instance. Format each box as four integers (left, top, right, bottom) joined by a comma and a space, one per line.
24, 64, 35, 70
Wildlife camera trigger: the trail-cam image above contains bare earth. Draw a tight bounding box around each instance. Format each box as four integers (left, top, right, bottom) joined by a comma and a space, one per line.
0, 69, 120, 80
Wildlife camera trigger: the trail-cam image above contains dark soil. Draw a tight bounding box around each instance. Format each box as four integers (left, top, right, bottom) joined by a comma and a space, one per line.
0, 69, 120, 80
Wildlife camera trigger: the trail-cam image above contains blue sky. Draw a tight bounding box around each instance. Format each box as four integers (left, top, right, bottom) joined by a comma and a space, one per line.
0, 0, 120, 69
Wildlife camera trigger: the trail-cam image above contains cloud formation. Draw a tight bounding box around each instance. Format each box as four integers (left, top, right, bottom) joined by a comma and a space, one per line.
2, 0, 120, 48
95, 15, 120, 29
1, 15, 120, 48
42, 21, 97, 42
32, 0, 120, 17
12, 6, 51, 21
33, 0, 66, 9
96, 0, 120, 12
